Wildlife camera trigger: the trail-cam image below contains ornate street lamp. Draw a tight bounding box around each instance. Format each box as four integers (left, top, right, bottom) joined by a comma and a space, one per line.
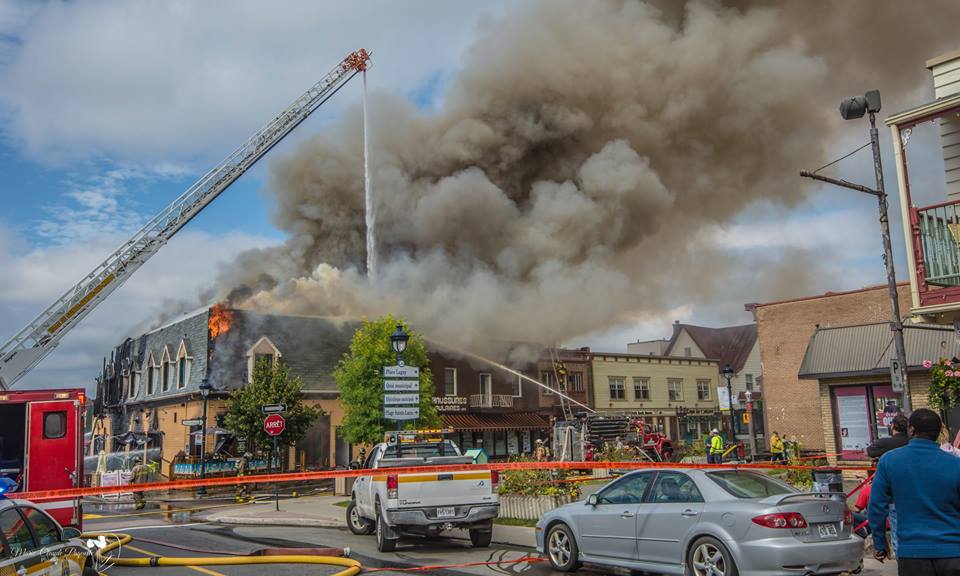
722, 365, 735, 440
390, 324, 409, 364
198, 378, 212, 497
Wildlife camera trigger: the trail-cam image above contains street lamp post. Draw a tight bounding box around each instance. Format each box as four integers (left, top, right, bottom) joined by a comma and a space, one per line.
801, 90, 911, 414
722, 365, 735, 442
198, 378, 212, 497
389, 324, 410, 457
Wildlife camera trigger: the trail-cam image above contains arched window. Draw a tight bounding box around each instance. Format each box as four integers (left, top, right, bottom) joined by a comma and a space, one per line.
146, 353, 157, 395
176, 340, 192, 389
161, 346, 172, 392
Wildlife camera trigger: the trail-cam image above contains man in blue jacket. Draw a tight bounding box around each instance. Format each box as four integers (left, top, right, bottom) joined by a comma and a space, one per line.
869, 408, 960, 574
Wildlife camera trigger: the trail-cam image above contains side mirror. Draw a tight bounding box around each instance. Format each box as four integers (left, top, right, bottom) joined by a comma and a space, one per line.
586, 493, 599, 507
62, 527, 81, 540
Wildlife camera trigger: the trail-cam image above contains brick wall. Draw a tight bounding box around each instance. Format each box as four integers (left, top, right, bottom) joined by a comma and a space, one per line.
755, 284, 911, 450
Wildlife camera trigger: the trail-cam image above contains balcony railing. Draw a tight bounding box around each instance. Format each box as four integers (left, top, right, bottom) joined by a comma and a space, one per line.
916, 200, 960, 287
469, 394, 514, 409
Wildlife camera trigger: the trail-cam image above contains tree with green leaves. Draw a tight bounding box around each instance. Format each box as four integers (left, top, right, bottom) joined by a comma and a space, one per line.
334, 315, 440, 445
224, 358, 323, 453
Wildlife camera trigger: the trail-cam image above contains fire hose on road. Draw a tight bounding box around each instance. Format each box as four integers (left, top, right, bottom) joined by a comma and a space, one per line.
80, 532, 362, 576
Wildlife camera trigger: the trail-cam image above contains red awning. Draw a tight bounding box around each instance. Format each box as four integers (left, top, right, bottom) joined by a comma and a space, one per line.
442, 412, 549, 431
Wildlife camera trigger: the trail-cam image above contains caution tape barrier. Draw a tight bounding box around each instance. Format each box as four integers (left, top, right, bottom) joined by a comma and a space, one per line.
18, 460, 875, 502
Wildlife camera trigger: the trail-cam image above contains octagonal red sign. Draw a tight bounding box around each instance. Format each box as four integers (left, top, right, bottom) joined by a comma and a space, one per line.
263, 413, 286, 436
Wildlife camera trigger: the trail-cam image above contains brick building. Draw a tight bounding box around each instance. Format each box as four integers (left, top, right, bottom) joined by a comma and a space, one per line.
535, 347, 593, 419
749, 283, 911, 450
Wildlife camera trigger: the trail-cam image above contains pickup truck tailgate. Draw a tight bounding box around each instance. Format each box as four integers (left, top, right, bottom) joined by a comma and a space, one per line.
396, 470, 497, 508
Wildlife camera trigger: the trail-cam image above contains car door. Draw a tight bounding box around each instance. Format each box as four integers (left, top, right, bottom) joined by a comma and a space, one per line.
354, 447, 380, 518
20, 506, 79, 575
575, 472, 653, 561
0, 506, 58, 576
637, 472, 706, 568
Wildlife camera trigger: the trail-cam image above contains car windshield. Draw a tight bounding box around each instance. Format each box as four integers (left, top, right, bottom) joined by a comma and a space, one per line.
382, 441, 460, 458
706, 471, 794, 498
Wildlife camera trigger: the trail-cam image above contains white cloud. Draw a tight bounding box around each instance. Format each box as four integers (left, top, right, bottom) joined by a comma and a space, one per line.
0, 0, 512, 163
0, 225, 280, 389
707, 207, 878, 254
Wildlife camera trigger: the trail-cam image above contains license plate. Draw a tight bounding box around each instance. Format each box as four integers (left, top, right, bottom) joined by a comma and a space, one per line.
817, 523, 838, 538
437, 507, 456, 518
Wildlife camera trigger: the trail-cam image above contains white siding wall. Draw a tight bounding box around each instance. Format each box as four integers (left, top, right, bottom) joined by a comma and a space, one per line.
931, 54, 960, 197
669, 331, 705, 358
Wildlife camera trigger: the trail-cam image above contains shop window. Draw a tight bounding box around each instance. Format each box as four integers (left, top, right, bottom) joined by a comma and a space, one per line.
444, 368, 457, 396
668, 378, 683, 401
633, 377, 650, 400
609, 377, 626, 400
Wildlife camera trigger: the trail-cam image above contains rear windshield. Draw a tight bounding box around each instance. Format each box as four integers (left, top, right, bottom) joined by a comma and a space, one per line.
706, 471, 794, 498
382, 441, 460, 459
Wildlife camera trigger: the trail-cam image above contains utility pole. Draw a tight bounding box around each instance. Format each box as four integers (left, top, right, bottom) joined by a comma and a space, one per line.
801, 89, 911, 414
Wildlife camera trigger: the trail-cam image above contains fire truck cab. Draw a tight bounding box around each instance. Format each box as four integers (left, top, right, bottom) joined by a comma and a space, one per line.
0, 389, 85, 528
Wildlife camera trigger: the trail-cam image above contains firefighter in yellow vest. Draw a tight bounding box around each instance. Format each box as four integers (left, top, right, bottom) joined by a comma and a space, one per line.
770, 431, 787, 463
708, 429, 724, 465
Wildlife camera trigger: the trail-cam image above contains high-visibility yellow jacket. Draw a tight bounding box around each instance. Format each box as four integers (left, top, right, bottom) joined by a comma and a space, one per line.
771, 436, 785, 454
710, 434, 724, 454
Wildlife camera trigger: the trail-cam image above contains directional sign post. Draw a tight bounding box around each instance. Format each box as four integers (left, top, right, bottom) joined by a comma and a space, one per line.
263, 414, 286, 512
181, 418, 204, 427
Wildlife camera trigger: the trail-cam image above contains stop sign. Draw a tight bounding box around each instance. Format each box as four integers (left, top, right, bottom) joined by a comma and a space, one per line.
263, 414, 286, 436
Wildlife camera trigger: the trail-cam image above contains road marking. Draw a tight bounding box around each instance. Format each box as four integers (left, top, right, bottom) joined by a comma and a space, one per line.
125, 543, 227, 576
83, 513, 106, 519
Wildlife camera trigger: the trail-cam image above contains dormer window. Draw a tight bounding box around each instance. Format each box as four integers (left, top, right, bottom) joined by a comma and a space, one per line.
177, 340, 192, 389
146, 353, 157, 395
161, 346, 173, 392
245, 336, 282, 383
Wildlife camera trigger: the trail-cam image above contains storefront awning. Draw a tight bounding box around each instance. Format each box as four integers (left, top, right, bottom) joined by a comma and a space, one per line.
799, 321, 960, 379
442, 412, 549, 431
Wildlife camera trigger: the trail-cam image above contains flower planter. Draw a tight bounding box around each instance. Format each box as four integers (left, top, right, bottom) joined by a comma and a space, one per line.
498, 494, 577, 520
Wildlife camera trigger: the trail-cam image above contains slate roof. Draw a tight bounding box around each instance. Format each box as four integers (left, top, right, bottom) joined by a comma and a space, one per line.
798, 322, 959, 379
667, 323, 757, 372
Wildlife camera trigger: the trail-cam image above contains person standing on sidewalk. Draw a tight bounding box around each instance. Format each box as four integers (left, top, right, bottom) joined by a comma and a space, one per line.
770, 431, 786, 463
130, 460, 151, 510
235, 452, 252, 502
708, 429, 724, 465
869, 409, 960, 574
867, 414, 909, 555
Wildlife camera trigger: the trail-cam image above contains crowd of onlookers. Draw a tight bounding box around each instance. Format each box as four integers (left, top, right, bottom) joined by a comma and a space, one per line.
847, 408, 960, 576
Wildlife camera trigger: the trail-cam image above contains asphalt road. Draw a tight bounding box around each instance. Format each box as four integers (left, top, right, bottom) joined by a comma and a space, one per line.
83, 511, 893, 576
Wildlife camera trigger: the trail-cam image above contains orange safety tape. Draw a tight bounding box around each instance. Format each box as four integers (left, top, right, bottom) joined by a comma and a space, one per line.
17, 460, 875, 502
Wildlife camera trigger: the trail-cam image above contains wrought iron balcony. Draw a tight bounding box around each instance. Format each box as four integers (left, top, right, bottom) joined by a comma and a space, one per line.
911, 199, 960, 308
469, 394, 514, 409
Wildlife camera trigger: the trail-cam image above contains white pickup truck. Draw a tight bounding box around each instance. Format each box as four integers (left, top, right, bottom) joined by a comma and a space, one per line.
347, 431, 499, 552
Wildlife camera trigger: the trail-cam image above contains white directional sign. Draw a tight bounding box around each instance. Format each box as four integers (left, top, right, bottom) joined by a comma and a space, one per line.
384, 406, 420, 420
384, 393, 420, 405
181, 418, 203, 427
384, 380, 420, 392
262, 403, 286, 414
384, 365, 419, 378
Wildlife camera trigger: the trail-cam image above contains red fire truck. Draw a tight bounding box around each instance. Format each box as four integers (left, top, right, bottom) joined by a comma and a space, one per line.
0, 389, 85, 528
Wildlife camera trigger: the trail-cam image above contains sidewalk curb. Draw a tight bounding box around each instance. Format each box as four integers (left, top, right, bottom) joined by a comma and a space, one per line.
211, 516, 344, 528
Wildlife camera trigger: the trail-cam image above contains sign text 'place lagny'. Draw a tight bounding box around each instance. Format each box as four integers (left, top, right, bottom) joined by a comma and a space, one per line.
383, 364, 420, 420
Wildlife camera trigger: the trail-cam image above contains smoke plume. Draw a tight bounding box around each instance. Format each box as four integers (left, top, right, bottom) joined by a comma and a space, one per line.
207, 0, 959, 353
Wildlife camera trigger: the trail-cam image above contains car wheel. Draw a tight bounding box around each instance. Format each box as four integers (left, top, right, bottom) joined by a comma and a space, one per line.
469, 529, 492, 548
376, 507, 397, 552
546, 524, 581, 572
688, 536, 738, 576
347, 501, 374, 535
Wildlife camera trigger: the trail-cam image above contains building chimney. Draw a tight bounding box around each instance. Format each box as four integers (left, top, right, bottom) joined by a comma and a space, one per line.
927, 49, 960, 197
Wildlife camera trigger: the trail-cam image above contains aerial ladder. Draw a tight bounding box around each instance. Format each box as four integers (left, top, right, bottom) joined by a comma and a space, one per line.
0, 49, 371, 390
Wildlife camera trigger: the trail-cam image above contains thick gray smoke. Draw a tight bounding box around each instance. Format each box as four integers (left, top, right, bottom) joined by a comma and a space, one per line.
208, 0, 959, 353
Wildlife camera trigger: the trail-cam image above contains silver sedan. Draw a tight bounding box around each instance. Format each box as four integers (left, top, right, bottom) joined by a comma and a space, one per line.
535, 468, 863, 576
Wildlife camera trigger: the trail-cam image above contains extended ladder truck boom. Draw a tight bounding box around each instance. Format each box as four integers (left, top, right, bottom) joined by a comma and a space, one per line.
0, 49, 371, 390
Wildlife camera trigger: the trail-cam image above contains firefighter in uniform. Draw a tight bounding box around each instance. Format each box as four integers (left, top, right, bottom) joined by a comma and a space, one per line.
130, 461, 151, 510
236, 452, 252, 502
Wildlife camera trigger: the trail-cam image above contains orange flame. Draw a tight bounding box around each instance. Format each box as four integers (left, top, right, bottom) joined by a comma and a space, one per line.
208, 304, 234, 339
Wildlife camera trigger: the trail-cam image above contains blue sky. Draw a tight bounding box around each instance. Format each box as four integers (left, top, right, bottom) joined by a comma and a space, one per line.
0, 0, 950, 389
